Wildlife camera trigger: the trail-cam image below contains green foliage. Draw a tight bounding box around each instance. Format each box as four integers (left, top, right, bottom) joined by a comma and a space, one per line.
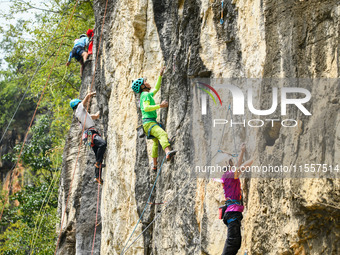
0, 0, 95, 139
0, 182, 59, 254
0, 0, 95, 252
0, 115, 60, 254
3, 116, 59, 179
0, 71, 36, 135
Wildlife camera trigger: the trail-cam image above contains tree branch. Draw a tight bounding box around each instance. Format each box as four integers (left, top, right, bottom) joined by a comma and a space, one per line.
17, 0, 60, 14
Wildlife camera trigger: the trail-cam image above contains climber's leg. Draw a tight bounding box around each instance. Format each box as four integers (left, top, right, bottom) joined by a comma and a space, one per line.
222, 212, 243, 255
82, 51, 88, 63
151, 137, 159, 159
92, 135, 106, 183
152, 157, 158, 171
149, 125, 176, 161
93, 135, 107, 164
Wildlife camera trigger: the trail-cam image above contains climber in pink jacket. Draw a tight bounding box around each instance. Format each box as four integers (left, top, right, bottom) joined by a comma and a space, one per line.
219, 144, 253, 255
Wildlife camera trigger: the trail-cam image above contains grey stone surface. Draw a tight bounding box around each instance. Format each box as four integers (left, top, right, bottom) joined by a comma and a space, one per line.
58, 0, 340, 254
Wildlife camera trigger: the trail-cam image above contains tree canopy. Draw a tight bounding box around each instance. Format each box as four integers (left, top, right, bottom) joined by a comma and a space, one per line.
0, 0, 95, 253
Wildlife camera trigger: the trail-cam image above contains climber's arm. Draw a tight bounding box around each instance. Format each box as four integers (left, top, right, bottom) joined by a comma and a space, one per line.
90, 111, 100, 120
151, 76, 162, 96
237, 143, 246, 167
82, 91, 96, 108
151, 67, 165, 96
66, 51, 73, 66
143, 100, 160, 112
235, 158, 254, 179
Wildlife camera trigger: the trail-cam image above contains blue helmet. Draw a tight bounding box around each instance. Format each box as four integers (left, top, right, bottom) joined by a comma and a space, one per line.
79, 34, 87, 38
131, 78, 144, 93
70, 99, 81, 109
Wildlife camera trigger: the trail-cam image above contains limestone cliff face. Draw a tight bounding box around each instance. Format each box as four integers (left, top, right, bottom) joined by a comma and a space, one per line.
58, 0, 339, 254
57, 61, 103, 255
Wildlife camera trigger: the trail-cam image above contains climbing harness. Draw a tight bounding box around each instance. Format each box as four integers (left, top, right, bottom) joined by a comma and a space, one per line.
120, 156, 167, 255
220, 0, 224, 25
82, 127, 101, 147
137, 118, 163, 139
147, 123, 163, 139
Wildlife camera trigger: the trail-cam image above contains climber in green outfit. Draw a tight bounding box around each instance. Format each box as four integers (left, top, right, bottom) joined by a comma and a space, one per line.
132, 67, 176, 171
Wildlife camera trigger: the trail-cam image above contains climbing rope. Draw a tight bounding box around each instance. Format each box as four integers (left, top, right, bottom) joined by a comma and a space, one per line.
121, 93, 243, 254
0, 5, 69, 146
228, 104, 238, 158
120, 156, 166, 255
0, 0, 80, 225
121, 176, 192, 255
211, 104, 237, 163
89, 0, 109, 253
30, 171, 61, 254
91, 165, 102, 255
220, 0, 224, 25
55, 0, 110, 252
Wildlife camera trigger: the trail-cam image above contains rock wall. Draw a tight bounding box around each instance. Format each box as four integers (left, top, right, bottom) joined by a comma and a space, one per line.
57, 60, 103, 255
58, 0, 339, 254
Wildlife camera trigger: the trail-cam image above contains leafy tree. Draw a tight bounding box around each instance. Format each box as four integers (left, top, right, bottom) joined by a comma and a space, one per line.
0, 0, 95, 252
0, 115, 61, 254
0, 0, 95, 144
0, 181, 59, 254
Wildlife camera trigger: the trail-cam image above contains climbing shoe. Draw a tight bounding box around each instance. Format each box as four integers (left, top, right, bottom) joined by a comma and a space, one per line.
94, 177, 104, 185
151, 162, 157, 172
166, 150, 177, 161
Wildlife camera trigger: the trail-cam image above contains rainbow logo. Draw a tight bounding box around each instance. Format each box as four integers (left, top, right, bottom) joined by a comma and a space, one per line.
196, 82, 223, 115
197, 81, 223, 106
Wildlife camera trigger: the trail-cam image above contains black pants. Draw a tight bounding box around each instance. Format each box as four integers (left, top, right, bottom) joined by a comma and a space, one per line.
222, 211, 243, 255
92, 135, 107, 178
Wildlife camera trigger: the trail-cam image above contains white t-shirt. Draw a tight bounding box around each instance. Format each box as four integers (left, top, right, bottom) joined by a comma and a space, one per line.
74, 102, 95, 130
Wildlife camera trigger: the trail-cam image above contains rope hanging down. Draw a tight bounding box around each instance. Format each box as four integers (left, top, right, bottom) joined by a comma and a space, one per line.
0, 6, 69, 146
89, 0, 109, 253
122, 104, 242, 254
121, 176, 192, 255
120, 156, 166, 255
0, 1, 80, 225
55, 0, 110, 253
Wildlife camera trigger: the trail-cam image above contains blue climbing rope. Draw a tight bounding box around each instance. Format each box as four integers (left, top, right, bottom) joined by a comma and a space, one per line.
121, 104, 243, 254
121, 176, 192, 255
120, 155, 166, 255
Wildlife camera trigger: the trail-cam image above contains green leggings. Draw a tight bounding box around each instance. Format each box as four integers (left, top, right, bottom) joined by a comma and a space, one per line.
143, 122, 170, 158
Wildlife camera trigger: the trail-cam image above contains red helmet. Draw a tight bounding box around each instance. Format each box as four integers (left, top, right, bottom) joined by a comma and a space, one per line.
86, 29, 94, 37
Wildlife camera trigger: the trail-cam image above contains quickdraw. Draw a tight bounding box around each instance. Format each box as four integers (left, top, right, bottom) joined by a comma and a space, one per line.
220, 0, 224, 25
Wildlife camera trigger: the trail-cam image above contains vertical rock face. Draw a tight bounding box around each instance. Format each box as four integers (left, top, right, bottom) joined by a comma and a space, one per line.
57, 61, 103, 255
58, 0, 339, 254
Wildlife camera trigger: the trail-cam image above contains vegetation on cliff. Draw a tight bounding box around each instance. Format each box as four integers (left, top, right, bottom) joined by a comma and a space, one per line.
0, 0, 94, 253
